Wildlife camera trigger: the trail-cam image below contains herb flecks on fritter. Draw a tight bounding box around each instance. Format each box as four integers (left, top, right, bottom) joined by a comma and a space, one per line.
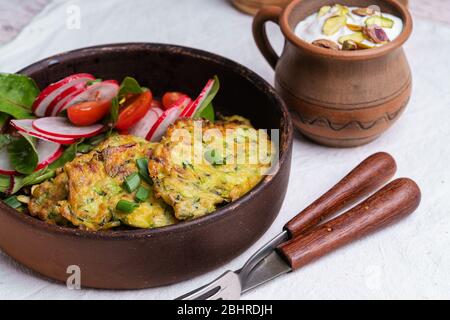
29, 134, 175, 231
148, 116, 273, 220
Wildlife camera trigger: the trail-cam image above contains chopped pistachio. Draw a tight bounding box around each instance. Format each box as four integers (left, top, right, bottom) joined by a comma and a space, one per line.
365, 15, 394, 28
332, 4, 349, 16
342, 40, 358, 51
352, 6, 380, 17
17, 195, 30, 204
363, 25, 390, 43
318, 5, 331, 17
312, 39, 340, 50
347, 23, 362, 32
355, 41, 374, 49
323, 15, 347, 36
338, 32, 365, 44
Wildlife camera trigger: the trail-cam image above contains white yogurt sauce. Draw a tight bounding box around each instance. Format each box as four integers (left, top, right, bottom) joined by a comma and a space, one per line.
294, 6, 403, 48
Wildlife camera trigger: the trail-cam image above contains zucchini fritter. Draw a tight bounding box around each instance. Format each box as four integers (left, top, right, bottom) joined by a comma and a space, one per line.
28, 117, 273, 230
28, 172, 70, 225
29, 134, 176, 231
148, 116, 273, 220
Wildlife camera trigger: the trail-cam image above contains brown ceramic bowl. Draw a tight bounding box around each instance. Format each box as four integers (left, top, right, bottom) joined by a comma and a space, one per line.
0, 43, 293, 289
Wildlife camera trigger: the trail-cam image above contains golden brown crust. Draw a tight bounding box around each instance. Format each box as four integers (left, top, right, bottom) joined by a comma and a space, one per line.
148, 117, 273, 220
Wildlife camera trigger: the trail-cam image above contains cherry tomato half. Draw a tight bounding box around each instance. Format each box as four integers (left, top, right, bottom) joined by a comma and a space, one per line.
115, 90, 152, 131
162, 92, 187, 110
67, 100, 112, 126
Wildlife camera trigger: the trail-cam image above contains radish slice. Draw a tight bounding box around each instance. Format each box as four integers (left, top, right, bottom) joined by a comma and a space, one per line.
181, 79, 215, 118
147, 106, 182, 142
53, 84, 93, 116
0, 139, 62, 175
145, 96, 191, 140
33, 73, 95, 117
0, 151, 17, 175
10, 119, 76, 145
32, 117, 104, 139
57, 81, 119, 114
128, 107, 163, 139
35, 140, 63, 170
48, 81, 89, 116
175, 96, 193, 118
102, 79, 119, 86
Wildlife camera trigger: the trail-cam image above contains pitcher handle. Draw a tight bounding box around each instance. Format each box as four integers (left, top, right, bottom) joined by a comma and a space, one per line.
252, 6, 283, 70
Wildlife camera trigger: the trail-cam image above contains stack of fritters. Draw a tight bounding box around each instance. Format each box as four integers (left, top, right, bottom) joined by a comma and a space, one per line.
29, 117, 273, 230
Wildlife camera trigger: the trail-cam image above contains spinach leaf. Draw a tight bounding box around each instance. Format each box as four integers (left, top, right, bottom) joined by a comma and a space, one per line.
0, 73, 39, 119
0, 175, 11, 194
0, 112, 9, 129
193, 75, 220, 119
110, 97, 119, 126
104, 97, 120, 132
0, 134, 12, 149
198, 102, 215, 122
86, 78, 102, 86
10, 169, 54, 195
88, 133, 108, 146
7, 133, 38, 174
76, 143, 92, 153
0, 141, 80, 195
8, 142, 79, 194
48, 142, 78, 170
119, 76, 144, 97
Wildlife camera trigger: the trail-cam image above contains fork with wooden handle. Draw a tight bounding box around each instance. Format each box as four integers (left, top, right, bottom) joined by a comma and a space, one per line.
177, 152, 421, 300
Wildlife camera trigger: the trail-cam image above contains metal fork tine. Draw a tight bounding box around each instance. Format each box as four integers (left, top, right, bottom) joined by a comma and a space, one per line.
206, 289, 224, 300
176, 280, 221, 300
176, 271, 241, 300
177, 233, 288, 300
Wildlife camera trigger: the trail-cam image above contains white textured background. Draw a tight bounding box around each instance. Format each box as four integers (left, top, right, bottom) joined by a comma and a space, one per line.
0, 0, 449, 300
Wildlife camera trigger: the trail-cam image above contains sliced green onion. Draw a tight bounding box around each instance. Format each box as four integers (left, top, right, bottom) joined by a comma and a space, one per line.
135, 186, 150, 202
3, 196, 22, 209
204, 149, 224, 166
116, 200, 139, 213
136, 158, 153, 185
136, 158, 148, 173
123, 173, 141, 193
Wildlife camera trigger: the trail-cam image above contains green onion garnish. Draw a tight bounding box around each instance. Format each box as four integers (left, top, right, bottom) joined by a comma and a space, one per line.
123, 173, 141, 193
136, 158, 153, 185
3, 196, 22, 209
136, 158, 148, 173
135, 186, 150, 202
204, 149, 224, 166
116, 200, 139, 213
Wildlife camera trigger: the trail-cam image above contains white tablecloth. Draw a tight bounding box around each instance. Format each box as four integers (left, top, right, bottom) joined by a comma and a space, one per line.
0, 0, 449, 300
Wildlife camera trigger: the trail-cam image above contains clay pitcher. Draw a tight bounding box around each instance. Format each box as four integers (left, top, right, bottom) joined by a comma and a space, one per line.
253, 0, 413, 147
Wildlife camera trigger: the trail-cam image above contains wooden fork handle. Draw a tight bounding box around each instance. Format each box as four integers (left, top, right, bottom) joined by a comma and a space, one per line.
279, 178, 421, 270
285, 152, 397, 237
